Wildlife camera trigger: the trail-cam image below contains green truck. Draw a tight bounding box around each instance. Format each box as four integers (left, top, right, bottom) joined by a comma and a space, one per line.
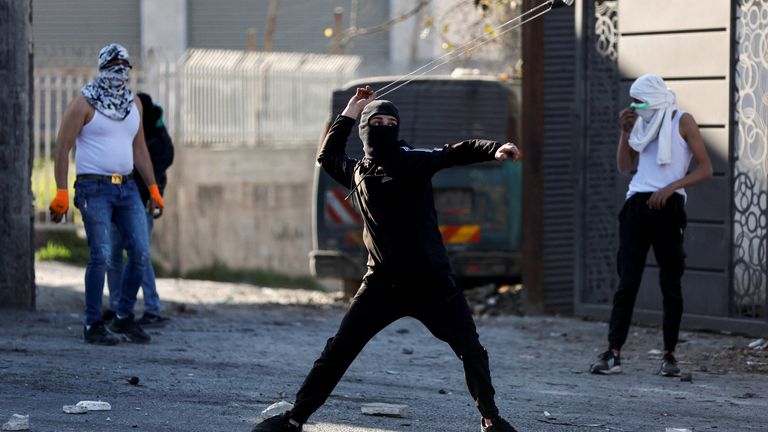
310, 76, 522, 295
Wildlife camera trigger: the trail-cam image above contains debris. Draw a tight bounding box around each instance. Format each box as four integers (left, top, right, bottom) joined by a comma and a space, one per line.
647, 349, 663, 356
549, 332, 566, 338
361, 403, 409, 417
75, 400, 112, 411
128, 376, 140, 385
395, 328, 410, 334
665, 429, 692, 432
2, 414, 29, 431
680, 373, 693, 382
543, 411, 555, 419
385, 370, 400, 375
438, 389, 448, 394
748, 338, 767, 350
464, 283, 524, 316
259, 401, 294, 420
62, 405, 88, 414
401, 348, 414, 355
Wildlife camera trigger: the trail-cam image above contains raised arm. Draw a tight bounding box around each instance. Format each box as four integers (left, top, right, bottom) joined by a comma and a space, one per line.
316, 86, 376, 188
617, 108, 639, 176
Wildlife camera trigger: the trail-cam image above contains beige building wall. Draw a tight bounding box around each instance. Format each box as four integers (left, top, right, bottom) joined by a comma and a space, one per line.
152, 146, 318, 276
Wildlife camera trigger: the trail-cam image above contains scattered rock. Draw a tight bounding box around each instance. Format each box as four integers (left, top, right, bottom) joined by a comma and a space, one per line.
647, 349, 663, 356
361, 403, 409, 417
260, 401, 294, 420
75, 400, 112, 411
128, 376, 140, 386
549, 332, 566, 338
438, 389, 448, 395
748, 338, 767, 350
680, 373, 693, 382
2, 414, 29, 431
395, 328, 410, 335
385, 370, 400, 375
62, 405, 88, 414
665, 429, 692, 432
401, 348, 414, 355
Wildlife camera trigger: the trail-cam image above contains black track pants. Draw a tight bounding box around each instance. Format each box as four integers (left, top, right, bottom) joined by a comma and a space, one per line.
608, 192, 687, 352
289, 283, 500, 423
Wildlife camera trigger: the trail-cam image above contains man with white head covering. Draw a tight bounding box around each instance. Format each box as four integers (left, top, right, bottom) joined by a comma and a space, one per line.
49, 43, 166, 345
590, 74, 713, 377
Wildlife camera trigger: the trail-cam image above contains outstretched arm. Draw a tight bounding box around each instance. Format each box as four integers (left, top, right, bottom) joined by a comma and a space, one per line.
317, 86, 376, 188
392, 139, 521, 177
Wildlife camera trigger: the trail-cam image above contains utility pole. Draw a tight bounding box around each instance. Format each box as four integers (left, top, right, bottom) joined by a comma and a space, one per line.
0, 0, 35, 309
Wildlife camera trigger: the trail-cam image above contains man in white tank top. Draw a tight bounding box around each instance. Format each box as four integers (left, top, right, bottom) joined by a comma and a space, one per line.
48, 44, 166, 345
590, 74, 713, 377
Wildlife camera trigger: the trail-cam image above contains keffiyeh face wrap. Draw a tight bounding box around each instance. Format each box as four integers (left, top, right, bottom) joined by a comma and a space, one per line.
628, 74, 678, 165
80, 43, 134, 120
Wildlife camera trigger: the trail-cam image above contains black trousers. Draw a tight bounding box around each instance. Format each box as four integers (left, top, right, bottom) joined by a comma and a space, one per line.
289, 278, 500, 423
608, 192, 687, 353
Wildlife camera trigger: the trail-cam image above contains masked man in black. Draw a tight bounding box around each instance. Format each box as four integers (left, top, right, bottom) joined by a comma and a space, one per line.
252, 86, 522, 432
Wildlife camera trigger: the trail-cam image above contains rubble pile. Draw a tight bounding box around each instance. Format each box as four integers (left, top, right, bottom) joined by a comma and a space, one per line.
464, 283, 525, 317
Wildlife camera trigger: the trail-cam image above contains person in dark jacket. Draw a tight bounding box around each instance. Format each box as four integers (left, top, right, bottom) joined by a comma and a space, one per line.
105, 92, 175, 327
251, 86, 522, 432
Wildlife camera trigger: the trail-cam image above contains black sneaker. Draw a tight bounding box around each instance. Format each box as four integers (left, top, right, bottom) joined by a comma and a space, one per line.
101, 309, 116, 323
83, 321, 120, 345
590, 350, 622, 374
660, 352, 681, 377
252, 413, 302, 432
109, 315, 151, 343
137, 313, 170, 328
481, 417, 519, 432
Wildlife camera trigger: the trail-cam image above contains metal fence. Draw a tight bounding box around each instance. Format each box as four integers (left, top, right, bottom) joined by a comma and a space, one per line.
32, 48, 361, 228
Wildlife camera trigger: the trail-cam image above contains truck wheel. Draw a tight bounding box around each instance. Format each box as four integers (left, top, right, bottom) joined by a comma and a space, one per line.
342, 278, 362, 300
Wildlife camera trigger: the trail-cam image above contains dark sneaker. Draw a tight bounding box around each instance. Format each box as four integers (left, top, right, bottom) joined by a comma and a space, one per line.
660, 352, 681, 377
83, 321, 120, 345
109, 315, 151, 343
137, 313, 170, 328
590, 350, 622, 374
481, 417, 519, 432
101, 309, 116, 323
252, 413, 302, 432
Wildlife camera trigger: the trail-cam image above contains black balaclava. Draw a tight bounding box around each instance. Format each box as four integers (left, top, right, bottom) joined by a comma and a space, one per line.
359, 100, 400, 161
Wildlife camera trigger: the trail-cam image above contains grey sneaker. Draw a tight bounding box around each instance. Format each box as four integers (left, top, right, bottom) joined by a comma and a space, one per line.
481, 417, 519, 432
660, 352, 681, 377
590, 350, 622, 374
252, 413, 302, 432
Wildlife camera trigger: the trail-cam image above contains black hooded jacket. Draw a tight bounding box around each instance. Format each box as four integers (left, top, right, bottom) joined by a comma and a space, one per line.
317, 107, 503, 296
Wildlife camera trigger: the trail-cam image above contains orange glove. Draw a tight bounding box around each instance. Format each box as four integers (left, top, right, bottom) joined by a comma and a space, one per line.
49, 189, 69, 218
148, 184, 165, 209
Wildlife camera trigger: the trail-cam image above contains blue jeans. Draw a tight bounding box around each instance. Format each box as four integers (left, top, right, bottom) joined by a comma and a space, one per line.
74, 179, 150, 326
107, 214, 161, 316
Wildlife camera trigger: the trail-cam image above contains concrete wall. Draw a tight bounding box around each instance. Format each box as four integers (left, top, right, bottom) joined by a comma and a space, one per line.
152, 145, 318, 276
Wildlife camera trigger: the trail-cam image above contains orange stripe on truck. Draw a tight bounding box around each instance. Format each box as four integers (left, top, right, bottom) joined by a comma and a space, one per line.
440, 225, 481, 244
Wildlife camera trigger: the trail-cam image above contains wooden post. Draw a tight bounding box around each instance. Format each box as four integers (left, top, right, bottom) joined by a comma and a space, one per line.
263, 0, 280, 52
521, 0, 545, 312
333, 7, 344, 55
0, 0, 35, 310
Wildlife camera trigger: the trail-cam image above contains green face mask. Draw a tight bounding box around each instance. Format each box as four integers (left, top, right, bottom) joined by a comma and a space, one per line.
629, 101, 650, 110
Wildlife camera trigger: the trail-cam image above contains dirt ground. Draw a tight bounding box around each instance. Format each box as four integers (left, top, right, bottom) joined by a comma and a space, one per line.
0, 261, 766, 432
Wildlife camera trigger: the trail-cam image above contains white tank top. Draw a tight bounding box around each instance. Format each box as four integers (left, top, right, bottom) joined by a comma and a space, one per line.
627, 111, 692, 200
75, 106, 139, 176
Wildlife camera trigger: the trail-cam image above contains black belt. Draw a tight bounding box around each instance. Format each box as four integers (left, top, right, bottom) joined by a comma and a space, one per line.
76, 173, 134, 184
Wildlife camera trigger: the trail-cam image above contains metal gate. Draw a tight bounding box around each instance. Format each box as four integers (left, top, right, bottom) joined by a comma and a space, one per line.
572, 0, 767, 335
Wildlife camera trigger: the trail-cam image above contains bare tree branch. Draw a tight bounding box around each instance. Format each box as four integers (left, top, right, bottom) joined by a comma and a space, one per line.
340, 0, 431, 47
